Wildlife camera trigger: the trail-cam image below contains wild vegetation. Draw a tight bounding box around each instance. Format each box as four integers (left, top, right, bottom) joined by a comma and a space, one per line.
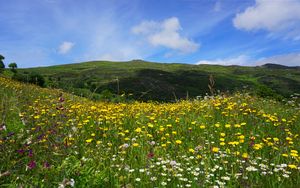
1, 77, 299, 187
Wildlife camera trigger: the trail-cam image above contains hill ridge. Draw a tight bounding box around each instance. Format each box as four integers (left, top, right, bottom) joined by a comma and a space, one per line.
11, 60, 300, 101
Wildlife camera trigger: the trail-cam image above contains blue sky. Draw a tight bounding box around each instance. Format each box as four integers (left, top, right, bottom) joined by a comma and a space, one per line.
1, 0, 300, 68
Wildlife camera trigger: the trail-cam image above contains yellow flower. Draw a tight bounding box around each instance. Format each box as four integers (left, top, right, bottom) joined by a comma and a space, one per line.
282, 153, 288, 157
242, 153, 248, 159
225, 124, 231, 128
200, 125, 206, 129
189, 148, 195, 153
90, 106, 97, 110
132, 143, 139, 147
220, 133, 226, 137
86, 139, 93, 143
212, 147, 219, 153
288, 164, 297, 169
253, 143, 263, 150
175, 140, 182, 145
34, 115, 40, 119
234, 124, 241, 128
96, 141, 102, 145
197, 154, 202, 159
135, 127, 142, 133
147, 123, 154, 128
228, 141, 239, 146
291, 153, 298, 157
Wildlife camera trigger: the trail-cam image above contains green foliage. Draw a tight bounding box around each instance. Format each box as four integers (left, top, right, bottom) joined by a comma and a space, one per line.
256, 84, 284, 100
12, 72, 45, 87
29, 73, 45, 87
8, 62, 18, 73
0, 54, 5, 71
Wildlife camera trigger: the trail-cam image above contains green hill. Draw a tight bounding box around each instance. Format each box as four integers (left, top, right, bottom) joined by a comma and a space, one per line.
13, 60, 300, 101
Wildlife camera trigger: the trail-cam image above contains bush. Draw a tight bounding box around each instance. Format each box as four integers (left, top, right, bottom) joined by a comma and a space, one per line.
256, 84, 283, 100
12, 72, 45, 87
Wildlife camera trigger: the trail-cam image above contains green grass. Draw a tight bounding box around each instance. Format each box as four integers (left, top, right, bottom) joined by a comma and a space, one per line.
0, 77, 300, 187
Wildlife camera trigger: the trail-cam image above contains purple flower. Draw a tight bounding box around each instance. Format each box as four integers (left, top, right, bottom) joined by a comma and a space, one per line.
17, 149, 25, 154
27, 160, 36, 169
43, 161, 50, 168
7, 132, 14, 137
28, 149, 33, 157
59, 97, 65, 102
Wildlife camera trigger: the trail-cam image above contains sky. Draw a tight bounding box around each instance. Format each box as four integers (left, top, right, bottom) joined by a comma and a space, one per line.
1, 0, 300, 68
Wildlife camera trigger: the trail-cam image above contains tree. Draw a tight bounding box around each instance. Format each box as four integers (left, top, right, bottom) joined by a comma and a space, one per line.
0, 54, 5, 69
8, 62, 17, 69
8, 62, 17, 73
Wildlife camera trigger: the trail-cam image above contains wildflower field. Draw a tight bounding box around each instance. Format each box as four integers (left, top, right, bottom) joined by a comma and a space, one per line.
0, 77, 300, 187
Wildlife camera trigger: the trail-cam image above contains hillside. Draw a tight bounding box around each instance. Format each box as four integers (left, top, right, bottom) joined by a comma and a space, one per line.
1, 77, 299, 187
14, 60, 300, 101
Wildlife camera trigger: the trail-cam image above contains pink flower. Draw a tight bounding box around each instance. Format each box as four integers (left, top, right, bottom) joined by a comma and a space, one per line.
27, 160, 36, 169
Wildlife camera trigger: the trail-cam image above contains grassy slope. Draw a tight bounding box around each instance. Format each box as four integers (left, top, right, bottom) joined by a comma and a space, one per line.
17, 60, 300, 101
0, 77, 300, 187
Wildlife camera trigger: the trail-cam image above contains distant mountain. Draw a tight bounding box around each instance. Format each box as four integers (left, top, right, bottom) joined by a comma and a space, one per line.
12, 60, 300, 101
261, 63, 300, 69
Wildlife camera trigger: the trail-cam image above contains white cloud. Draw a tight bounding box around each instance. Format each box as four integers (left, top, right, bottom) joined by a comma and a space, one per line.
196, 53, 300, 67
96, 47, 143, 61
233, 0, 300, 40
255, 53, 300, 66
58, 41, 74, 54
196, 55, 252, 66
132, 17, 199, 53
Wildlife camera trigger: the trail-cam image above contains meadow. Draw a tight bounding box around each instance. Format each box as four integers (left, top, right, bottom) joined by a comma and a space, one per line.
0, 77, 300, 187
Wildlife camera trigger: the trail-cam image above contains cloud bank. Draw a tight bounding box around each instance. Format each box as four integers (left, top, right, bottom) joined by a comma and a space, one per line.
132, 17, 199, 53
196, 53, 300, 67
255, 53, 300, 67
233, 0, 300, 40
196, 55, 252, 66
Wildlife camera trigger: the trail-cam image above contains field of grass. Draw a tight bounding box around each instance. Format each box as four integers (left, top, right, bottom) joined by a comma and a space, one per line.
1, 77, 300, 187
14, 60, 300, 101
